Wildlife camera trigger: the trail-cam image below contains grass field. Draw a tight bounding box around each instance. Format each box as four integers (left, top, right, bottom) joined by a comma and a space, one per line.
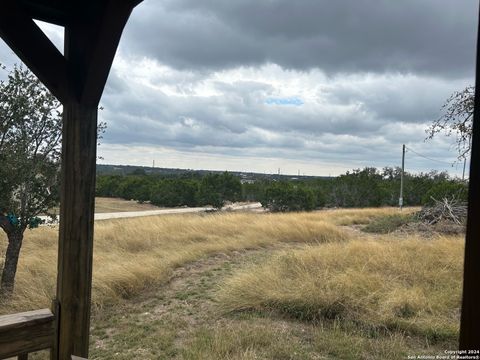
94, 197, 162, 213
0, 207, 464, 359
47, 197, 162, 215
0, 210, 349, 314
218, 237, 462, 341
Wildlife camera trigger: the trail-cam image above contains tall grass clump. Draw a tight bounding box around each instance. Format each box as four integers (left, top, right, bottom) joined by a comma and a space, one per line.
218, 235, 463, 343
362, 213, 416, 234
0, 211, 349, 314
320, 207, 419, 226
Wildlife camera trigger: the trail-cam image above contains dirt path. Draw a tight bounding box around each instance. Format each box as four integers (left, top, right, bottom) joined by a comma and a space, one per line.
95, 202, 263, 220
88, 243, 311, 359
87, 226, 399, 359
40, 202, 263, 223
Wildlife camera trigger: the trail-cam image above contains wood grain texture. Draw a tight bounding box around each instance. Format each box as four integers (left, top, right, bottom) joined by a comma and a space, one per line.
55, 4, 139, 356
0, 309, 54, 359
56, 102, 98, 359
77, 0, 134, 105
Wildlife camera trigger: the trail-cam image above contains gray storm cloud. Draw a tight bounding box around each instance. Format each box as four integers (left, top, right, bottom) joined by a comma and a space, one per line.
0, 0, 476, 175
123, 0, 477, 76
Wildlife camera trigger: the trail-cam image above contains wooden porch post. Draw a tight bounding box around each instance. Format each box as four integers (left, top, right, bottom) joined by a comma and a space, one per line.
0, 2, 142, 358
53, 15, 99, 360
55, 5, 139, 357
56, 103, 98, 359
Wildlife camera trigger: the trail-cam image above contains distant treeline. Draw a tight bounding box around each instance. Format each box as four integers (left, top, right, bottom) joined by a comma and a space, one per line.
96, 167, 468, 211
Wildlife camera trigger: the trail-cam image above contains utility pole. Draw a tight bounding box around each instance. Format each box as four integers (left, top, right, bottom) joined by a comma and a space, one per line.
463, 136, 472, 181
399, 144, 405, 209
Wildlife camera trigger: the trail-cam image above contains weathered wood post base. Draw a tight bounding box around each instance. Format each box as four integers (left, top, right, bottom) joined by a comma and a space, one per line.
54, 103, 98, 359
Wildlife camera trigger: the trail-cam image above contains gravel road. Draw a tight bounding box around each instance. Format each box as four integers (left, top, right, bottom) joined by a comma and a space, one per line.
40, 202, 263, 223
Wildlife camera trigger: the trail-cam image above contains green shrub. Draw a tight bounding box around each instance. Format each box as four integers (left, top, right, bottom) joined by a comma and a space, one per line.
421, 182, 468, 206
363, 213, 416, 234
261, 183, 315, 212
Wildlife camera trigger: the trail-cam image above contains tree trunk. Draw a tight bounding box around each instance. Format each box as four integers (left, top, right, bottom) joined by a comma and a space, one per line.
1, 230, 24, 295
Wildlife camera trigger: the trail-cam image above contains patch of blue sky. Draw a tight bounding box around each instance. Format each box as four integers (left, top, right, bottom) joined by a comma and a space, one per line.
265, 97, 304, 106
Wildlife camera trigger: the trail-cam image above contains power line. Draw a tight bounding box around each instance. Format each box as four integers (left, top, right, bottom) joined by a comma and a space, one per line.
404, 146, 453, 166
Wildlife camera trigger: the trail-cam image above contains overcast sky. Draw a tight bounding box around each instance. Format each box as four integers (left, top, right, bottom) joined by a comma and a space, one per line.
0, 0, 478, 176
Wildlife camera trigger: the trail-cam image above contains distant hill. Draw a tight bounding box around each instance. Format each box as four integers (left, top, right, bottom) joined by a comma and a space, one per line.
96, 164, 332, 182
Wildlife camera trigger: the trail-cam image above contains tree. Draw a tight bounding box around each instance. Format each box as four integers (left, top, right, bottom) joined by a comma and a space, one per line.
0, 64, 63, 295
96, 175, 123, 197
262, 182, 315, 212
330, 168, 388, 207
426, 86, 474, 161
197, 172, 242, 209
422, 181, 468, 206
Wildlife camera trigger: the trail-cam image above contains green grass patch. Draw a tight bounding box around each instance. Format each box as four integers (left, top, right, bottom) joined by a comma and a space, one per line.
313, 326, 408, 360
182, 321, 313, 360
362, 213, 416, 234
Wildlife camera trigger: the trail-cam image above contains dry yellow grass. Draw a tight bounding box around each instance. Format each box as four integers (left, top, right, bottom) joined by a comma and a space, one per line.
94, 197, 162, 213
217, 234, 463, 341
182, 320, 409, 360
0, 211, 350, 314
47, 197, 162, 215
0, 207, 462, 358
318, 206, 420, 226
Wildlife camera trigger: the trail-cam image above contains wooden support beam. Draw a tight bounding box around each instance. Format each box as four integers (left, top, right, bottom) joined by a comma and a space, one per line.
54, 5, 137, 357
51, 0, 135, 105
0, 2, 142, 358
459, 3, 480, 348
0, 2, 68, 103
79, 0, 134, 105
18, 0, 69, 26
0, 309, 55, 359
55, 102, 98, 359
